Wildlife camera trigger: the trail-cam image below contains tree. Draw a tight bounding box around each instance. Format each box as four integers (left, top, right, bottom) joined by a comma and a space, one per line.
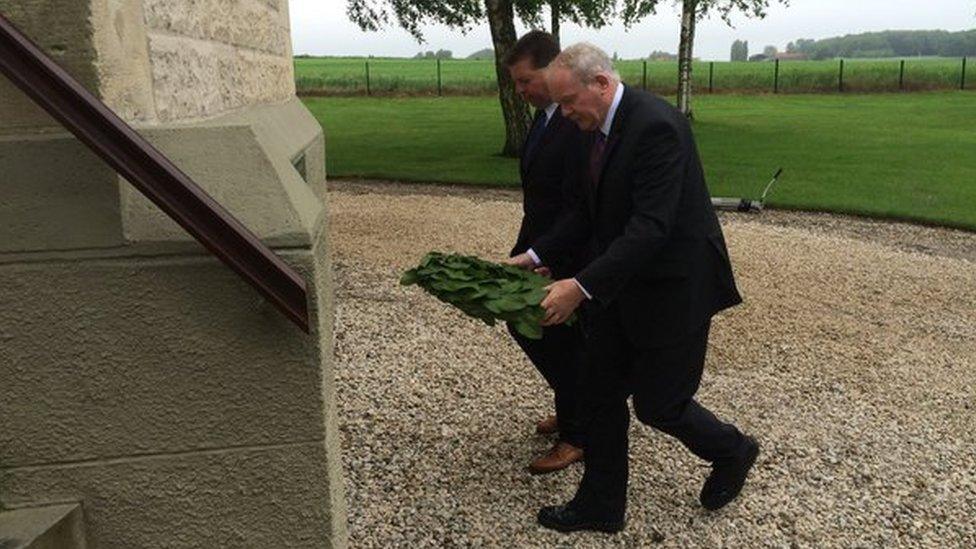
623, 0, 789, 119
786, 30, 976, 59
346, 0, 530, 157
730, 39, 748, 61
763, 44, 777, 57
514, 0, 617, 46
484, 0, 531, 157
346, 0, 617, 157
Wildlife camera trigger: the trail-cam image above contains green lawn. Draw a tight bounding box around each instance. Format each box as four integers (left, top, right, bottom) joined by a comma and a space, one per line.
304, 92, 976, 230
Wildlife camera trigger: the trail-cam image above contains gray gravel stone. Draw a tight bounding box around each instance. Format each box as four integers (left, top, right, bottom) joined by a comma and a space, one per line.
322, 181, 976, 548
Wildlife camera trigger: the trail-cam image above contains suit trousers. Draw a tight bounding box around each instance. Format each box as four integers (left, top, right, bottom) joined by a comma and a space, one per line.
573, 307, 745, 518
507, 322, 586, 448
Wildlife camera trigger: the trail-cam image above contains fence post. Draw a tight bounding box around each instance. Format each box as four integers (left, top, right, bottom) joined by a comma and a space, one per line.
642, 60, 647, 90
962, 57, 967, 90
774, 58, 779, 94
709, 61, 714, 93
899, 59, 905, 90
365, 61, 371, 96
437, 58, 442, 96
838, 59, 844, 93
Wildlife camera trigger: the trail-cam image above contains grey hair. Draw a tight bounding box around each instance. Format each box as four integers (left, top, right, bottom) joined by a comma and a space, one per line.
550, 42, 621, 84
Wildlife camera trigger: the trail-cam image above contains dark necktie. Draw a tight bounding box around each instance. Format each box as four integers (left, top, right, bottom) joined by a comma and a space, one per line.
523, 111, 548, 162
589, 131, 607, 186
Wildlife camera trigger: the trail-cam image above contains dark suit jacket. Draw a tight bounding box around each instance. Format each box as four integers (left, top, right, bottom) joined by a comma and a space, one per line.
533, 86, 743, 348
510, 107, 587, 280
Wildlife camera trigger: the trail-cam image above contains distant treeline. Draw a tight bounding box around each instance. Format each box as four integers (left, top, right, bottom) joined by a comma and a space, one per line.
789, 29, 976, 59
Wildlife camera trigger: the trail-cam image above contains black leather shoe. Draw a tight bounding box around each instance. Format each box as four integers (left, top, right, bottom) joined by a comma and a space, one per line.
537, 503, 624, 533
700, 435, 760, 511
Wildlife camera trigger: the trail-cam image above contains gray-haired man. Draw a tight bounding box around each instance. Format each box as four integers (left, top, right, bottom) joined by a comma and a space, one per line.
509, 43, 759, 533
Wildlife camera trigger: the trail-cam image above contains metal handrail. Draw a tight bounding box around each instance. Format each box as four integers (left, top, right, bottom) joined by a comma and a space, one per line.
0, 13, 309, 333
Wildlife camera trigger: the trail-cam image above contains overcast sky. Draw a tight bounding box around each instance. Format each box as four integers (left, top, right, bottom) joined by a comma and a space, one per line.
289, 1, 976, 60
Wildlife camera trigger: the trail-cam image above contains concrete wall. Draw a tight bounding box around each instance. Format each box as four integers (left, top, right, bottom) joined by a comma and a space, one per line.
0, 0, 100, 132
0, 1, 346, 547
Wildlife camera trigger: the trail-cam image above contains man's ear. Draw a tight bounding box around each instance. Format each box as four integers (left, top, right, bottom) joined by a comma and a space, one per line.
593, 73, 611, 92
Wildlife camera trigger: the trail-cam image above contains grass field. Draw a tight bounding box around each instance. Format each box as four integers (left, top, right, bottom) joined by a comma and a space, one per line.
304, 91, 976, 230
295, 56, 970, 96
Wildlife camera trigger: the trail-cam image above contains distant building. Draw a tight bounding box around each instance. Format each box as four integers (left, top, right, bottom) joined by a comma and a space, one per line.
648, 50, 678, 62
775, 52, 809, 61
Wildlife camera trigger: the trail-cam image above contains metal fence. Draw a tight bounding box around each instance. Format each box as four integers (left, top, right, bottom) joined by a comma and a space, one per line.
295, 57, 970, 97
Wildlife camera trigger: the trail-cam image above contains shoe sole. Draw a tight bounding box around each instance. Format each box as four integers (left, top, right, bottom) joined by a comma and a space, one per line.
538, 517, 625, 534
528, 458, 583, 476
703, 437, 761, 511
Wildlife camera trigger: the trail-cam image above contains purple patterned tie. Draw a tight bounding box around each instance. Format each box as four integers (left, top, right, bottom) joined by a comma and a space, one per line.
589, 132, 607, 186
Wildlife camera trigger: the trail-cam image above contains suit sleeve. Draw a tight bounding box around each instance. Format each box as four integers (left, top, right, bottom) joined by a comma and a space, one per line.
574, 119, 684, 304
530, 128, 588, 271
529, 159, 590, 267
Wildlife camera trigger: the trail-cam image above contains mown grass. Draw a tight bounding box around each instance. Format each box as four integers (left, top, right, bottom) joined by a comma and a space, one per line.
295, 56, 970, 96
304, 91, 976, 230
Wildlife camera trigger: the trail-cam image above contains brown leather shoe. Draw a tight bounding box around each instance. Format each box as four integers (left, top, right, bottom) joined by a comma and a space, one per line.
536, 415, 559, 435
529, 442, 584, 475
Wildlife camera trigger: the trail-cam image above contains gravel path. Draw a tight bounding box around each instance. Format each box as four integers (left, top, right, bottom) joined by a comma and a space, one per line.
322, 180, 976, 548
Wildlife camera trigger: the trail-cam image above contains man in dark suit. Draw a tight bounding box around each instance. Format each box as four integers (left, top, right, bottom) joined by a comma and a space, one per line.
503, 31, 588, 474
508, 42, 760, 533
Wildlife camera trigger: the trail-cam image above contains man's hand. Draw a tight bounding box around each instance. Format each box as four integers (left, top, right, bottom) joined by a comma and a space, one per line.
534, 266, 552, 278
540, 279, 586, 326
505, 252, 537, 270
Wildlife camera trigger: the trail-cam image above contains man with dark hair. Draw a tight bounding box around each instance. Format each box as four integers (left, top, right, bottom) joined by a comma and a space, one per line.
503, 30, 587, 474
509, 42, 758, 533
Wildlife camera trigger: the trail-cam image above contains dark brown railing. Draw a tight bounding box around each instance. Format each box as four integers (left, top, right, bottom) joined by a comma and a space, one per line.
0, 13, 309, 332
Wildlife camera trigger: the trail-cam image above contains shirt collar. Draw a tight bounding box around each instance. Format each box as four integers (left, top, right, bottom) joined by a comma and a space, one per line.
600, 83, 625, 137
544, 102, 558, 123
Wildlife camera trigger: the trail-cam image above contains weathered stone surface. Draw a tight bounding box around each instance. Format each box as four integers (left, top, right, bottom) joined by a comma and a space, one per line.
90, 0, 157, 122
147, 33, 293, 121
0, 0, 99, 132
143, 0, 291, 56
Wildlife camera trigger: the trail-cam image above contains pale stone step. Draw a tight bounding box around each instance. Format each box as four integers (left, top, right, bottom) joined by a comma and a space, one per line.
0, 504, 87, 549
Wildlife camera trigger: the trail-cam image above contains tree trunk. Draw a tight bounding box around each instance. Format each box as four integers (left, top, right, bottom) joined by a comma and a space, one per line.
485, 0, 531, 158
550, 0, 560, 46
677, 0, 698, 119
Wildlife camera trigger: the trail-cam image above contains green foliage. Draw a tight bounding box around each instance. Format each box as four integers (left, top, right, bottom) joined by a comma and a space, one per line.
791, 30, 976, 60
730, 39, 749, 61
467, 47, 496, 59
344, 0, 618, 43
620, 0, 788, 27
400, 252, 574, 339
345, 0, 484, 42
513, 0, 617, 30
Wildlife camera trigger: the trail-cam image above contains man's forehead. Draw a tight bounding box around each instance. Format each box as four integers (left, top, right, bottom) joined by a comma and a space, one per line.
511, 57, 537, 73
547, 67, 576, 92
